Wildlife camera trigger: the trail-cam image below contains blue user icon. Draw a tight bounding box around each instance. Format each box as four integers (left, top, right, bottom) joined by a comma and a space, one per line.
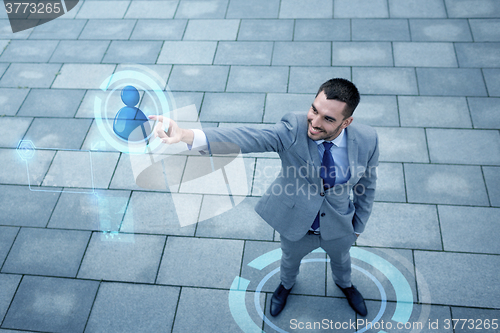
113, 85, 151, 143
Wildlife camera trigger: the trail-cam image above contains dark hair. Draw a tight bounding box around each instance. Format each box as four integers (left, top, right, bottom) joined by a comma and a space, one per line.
316, 78, 360, 118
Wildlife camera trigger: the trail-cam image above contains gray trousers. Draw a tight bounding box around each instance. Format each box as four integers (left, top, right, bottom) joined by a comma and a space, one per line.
280, 232, 357, 290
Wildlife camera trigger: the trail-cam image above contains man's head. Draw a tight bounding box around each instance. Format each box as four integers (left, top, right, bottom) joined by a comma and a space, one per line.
307, 78, 360, 141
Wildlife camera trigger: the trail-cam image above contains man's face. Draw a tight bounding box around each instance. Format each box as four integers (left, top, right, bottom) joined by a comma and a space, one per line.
307, 91, 353, 141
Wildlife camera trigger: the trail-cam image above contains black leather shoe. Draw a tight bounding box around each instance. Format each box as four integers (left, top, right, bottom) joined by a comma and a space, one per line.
270, 283, 292, 316
336, 284, 368, 316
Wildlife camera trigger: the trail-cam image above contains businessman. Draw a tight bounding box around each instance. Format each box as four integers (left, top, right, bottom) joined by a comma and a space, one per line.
150, 78, 379, 317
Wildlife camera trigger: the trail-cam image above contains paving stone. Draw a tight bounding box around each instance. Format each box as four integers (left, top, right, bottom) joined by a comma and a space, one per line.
0, 19, 31, 39
18, 89, 85, 117
0, 40, 58, 63
2, 275, 99, 333
334, 0, 388, 18
237, 19, 294, 41
28, 18, 86, 40
85, 282, 180, 333
294, 19, 350, 41
272, 42, 331, 66
79, 19, 136, 40
0, 88, 29, 116
183, 19, 239, 40
389, 0, 446, 18
251, 158, 281, 196
352, 19, 410, 41
239, 240, 281, 293
358, 202, 441, 250
353, 67, 418, 95
415, 251, 500, 308
409, 18, 472, 41
2, 228, 90, 277
288, 66, 351, 94
81, 122, 121, 152
483, 69, 500, 97
427, 129, 500, 165
451, 307, 500, 333
120, 191, 198, 235
48, 189, 130, 232
456, 42, 500, 68
468, 98, 500, 129
50, 40, 110, 63
332, 42, 393, 66
439, 205, 500, 254
0, 274, 21, 323
76, 0, 130, 19
200, 92, 265, 122
175, 0, 227, 19
23, 117, 91, 149
43, 151, 120, 189
445, 0, 500, 18
215, 41, 273, 65
399, 96, 472, 128
157, 236, 243, 288
0, 148, 56, 187
483, 166, 500, 207
158, 41, 217, 65
131, 19, 187, 40
78, 233, 165, 283
352, 95, 399, 127
125, 0, 178, 19
168, 65, 228, 92
0, 116, 32, 148
227, 0, 280, 18
416, 68, 487, 96
0, 63, 61, 88
405, 163, 489, 205
53, 64, 116, 89
375, 162, 406, 202
0, 226, 18, 266
394, 42, 457, 67
169, 92, 204, 121
469, 19, 500, 41
279, 0, 333, 18
264, 93, 315, 123
102, 41, 163, 64
75, 89, 123, 119
226, 66, 288, 93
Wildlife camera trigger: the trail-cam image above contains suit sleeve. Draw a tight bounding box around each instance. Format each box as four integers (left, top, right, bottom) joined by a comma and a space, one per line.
352, 132, 379, 234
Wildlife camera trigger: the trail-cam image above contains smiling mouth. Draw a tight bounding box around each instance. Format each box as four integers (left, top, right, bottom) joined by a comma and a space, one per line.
308, 124, 323, 135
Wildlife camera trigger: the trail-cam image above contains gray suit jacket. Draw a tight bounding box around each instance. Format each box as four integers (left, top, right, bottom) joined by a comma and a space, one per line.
204, 112, 379, 241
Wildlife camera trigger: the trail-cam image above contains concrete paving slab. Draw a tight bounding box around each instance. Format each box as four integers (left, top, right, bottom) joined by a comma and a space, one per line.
76, 1, 130, 19
352, 19, 410, 41
404, 163, 489, 206
394, 42, 457, 67
79, 19, 136, 40
0, 88, 29, 116
23, 117, 92, 149
416, 68, 487, 96
0, 149, 56, 187
399, 96, 472, 128
237, 19, 294, 41
483, 166, 500, 207
335, 0, 388, 18
451, 307, 500, 333
375, 127, 429, 163
273, 42, 331, 66
168, 65, 229, 92
175, 0, 227, 19
469, 19, 500, 41
85, 282, 180, 333
456, 42, 500, 68
158, 41, 217, 65
125, 0, 178, 19
426, 129, 500, 165
18, 89, 85, 117
294, 19, 350, 41
226, 66, 288, 93
389, 0, 446, 18
183, 19, 239, 40
264, 93, 314, 123
415, 251, 500, 308
352, 95, 399, 127
29, 19, 86, 40
78, 232, 165, 283
1, 275, 99, 333
131, 19, 186, 41
0, 63, 61, 88
75, 89, 123, 119
200, 92, 265, 122
0, 226, 18, 267
445, 0, 500, 18
120, 191, 198, 235
0, 20, 31, 39
375, 162, 406, 202
226, 0, 280, 19
156, 236, 243, 288
215, 41, 273, 65
169, 92, 204, 120
409, 19, 472, 41
439, 205, 500, 254
279, 0, 333, 19
0, 116, 32, 148
353, 67, 418, 95
332, 42, 393, 66
289, 66, 351, 94
50, 40, 110, 63
52, 64, 116, 89
483, 69, 500, 97
0, 40, 58, 63
80, 122, 121, 152
102, 41, 163, 64
0, 274, 21, 324
1, 227, 90, 277
251, 158, 282, 196
239, 240, 281, 293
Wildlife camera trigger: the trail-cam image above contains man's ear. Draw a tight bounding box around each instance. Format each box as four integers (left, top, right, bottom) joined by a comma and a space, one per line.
343, 116, 354, 128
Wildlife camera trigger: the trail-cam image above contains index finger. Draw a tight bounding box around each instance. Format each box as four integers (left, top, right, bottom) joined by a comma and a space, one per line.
148, 115, 164, 122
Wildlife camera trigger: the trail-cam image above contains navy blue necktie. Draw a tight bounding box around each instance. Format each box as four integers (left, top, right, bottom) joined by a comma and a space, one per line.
311, 142, 336, 230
